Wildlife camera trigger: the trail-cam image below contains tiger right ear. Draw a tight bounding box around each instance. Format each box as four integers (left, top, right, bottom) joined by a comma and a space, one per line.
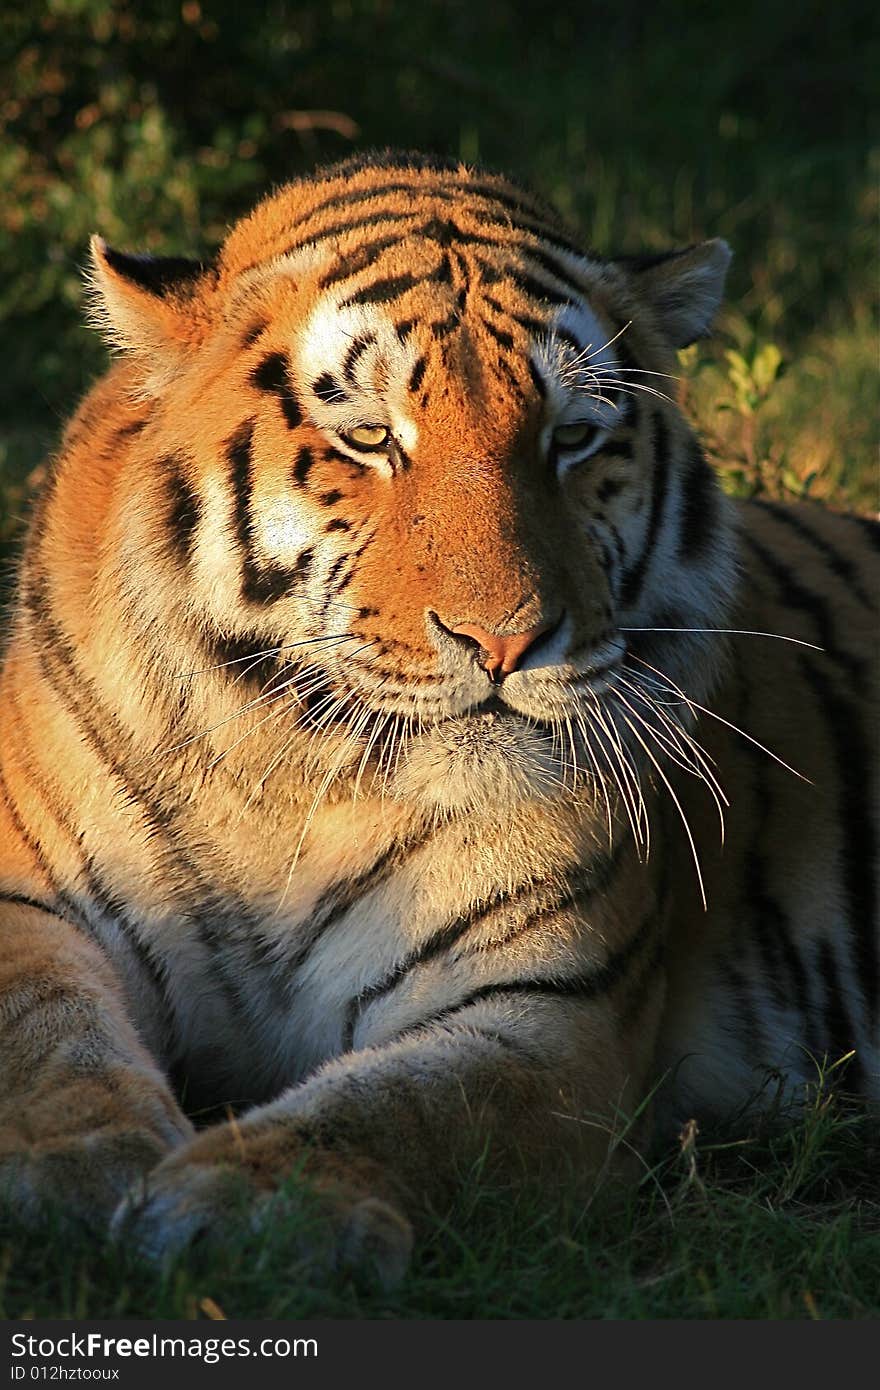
616, 239, 732, 348
87, 237, 214, 386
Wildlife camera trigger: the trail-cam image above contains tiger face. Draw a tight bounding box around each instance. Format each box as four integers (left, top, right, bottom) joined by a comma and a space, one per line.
90, 154, 736, 813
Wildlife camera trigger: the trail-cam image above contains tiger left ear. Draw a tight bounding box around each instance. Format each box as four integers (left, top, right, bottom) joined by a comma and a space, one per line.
617, 239, 732, 348
86, 237, 213, 386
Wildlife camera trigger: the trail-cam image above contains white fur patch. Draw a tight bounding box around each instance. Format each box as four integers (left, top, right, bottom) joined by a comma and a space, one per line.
534, 300, 626, 473
294, 301, 420, 467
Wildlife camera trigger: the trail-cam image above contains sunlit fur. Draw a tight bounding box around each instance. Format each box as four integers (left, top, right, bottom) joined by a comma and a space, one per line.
0, 154, 876, 1283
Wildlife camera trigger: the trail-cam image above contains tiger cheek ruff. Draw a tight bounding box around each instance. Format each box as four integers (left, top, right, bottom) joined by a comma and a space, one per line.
0, 153, 876, 1285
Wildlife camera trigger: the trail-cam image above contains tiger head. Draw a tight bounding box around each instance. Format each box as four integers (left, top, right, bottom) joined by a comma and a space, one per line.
88, 154, 736, 814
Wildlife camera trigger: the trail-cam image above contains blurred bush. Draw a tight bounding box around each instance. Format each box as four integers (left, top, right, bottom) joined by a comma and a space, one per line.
1, 0, 877, 539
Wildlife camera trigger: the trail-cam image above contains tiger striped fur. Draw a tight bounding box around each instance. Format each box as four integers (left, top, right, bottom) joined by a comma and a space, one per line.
1, 153, 877, 1284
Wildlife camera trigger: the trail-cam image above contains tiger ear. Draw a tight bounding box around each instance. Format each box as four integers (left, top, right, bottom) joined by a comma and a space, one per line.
87, 236, 213, 386
617, 239, 732, 348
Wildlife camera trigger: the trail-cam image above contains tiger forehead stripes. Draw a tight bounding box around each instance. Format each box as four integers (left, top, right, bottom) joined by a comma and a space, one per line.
1, 152, 877, 1285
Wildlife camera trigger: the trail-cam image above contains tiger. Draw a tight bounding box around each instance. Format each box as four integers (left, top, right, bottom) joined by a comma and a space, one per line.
0, 152, 877, 1288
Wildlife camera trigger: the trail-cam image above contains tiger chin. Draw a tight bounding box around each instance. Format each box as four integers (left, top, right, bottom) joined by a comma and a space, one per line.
1, 151, 877, 1289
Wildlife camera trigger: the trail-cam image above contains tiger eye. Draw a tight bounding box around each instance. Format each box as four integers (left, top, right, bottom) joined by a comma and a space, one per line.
552, 422, 597, 450
345, 424, 391, 449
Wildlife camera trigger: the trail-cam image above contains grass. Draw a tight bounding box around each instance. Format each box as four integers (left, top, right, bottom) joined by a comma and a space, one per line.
2, 1080, 879, 1320
0, 1, 877, 1321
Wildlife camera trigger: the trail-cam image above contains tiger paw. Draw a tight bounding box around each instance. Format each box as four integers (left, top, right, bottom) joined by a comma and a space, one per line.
111, 1121, 414, 1289
0, 1070, 194, 1230
0, 1123, 188, 1230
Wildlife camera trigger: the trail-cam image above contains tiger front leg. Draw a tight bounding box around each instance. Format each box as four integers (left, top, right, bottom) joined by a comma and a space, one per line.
118, 987, 663, 1287
0, 900, 193, 1227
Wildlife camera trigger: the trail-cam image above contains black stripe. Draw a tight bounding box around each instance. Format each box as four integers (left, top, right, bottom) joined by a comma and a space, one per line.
250, 352, 304, 429
164, 455, 200, 563
677, 442, 717, 562
21, 574, 178, 846
312, 373, 347, 404
0, 890, 68, 925
322, 530, 376, 610
430, 313, 459, 339
292, 445, 314, 487
509, 268, 573, 309
723, 959, 766, 1062
743, 533, 869, 689
321, 446, 369, 476
0, 760, 174, 1032
510, 243, 589, 301
842, 514, 880, 551
495, 354, 527, 403
754, 500, 876, 612
277, 209, 418, 260
597, 477, 624, 503
528, 359, 547, 398
816, 939, 866, 1093
341, 271, 421, 309
553, 326, 582, 355
621, 931, 665, 1030
79, 854, 178, 1039
734, 668, 813, 1026
20, 579, 280, 1030
283, 825, 437, 992
341, 254, 454, 310
345, 843, 628, 1046
199, 628, 283, 694
408, 355, 427, 394
800, 655, 877, 1027
251, 352, 290, 395
280, 393, 303, 430
227, 420, 311, 604
15, 591, 262, 1027
284, 179, 575, 250
241, 318, 268, 349
483, 294, 546, 339
508, 309, 548, 338
114, 416, 150, 441
620, 411, 670, 610
414, 907, 657, 1035
342, 333, 377, 384
318, 233, 404, 290
434, 252, 452, 285
467, 208, 590, 267
481, 317, 514, 350
413, 216, 459, 247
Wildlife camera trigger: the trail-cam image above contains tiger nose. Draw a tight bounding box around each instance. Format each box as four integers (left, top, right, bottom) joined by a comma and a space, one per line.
451, 618, 558, 683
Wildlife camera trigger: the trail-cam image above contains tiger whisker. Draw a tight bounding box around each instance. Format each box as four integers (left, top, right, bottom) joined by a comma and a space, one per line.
615, 669, 727, 799
597, 365, 681, 383
179, 630, 371, 682
628, 652, 810, 784
616, 706, 707, 909
586, 374, 676, 407
621, 626, 824, 652
583, 693, 649, 856
610, 675, 727, 845
278, 695, 375, 910
205, 664, 355, 778
572, 709, 615, 845
205, 691, 298, 774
